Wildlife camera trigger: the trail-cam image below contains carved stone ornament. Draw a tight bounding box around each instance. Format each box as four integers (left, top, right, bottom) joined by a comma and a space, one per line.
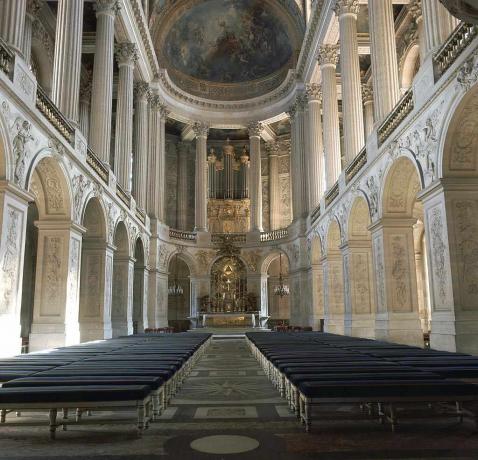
366, 174, 379, 219
134, 81, 150, 100
457, 50, 478, 91
1, 208, 20, 313
48, 137, 67, 157
72, 174, 91, 223
362, 84, 373, 103
95, 0, 121, 15
11, 118, 34, 186
317, 45, 339, 67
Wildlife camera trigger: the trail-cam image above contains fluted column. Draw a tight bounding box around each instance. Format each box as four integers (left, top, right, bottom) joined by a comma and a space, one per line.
51, 0, 84, 125
335, 0, 365, 165
422, 0, 459, 56
193, 122, 209, 232
248, 122, 264, 232
132, 82, 149, 210
368, 0, 400, 122
408, 0, 427, 63
0, 0, 27, 55
114, 43, 137, 193
23, 0, 43, 64
147, 95, 168, 220
318, 45, 341, 188
362, 84, 374, 139
89, 0, 118, 163
79, 78, 92, 141
177, 142, 189, 230
306, 84, 325, 210
266, 142, 280, 230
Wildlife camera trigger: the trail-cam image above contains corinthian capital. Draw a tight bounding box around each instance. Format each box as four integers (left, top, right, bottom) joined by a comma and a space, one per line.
407, 0, 422, 20
115, 43, 138, 66
134, 81, 150, 100
247, 122, 264, 138
317, 45, 339, 67
26, 0, 43, 18
95, 0, 120, 15
265, 141, 280, 156
306, 83, 322, 102
149, 94, 168, 120
333, 0, 359, 17
193, 122, 209, 138
362, 84, 373, 103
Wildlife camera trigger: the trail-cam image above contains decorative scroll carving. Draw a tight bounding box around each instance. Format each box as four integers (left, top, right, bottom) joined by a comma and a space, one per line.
12, 118, 34, 186
390, 234, 411, 312
72, 174, 90, 223
1, 208, 20, 313
429, 206, 448, 304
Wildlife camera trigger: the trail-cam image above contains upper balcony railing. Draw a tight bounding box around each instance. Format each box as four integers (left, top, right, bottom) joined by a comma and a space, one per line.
36, 85, 74, 144
116, 182, 130, 208
434, 22, 478, 79
169, 229, 197, 243
211, 233, 247, 244
86, 146, 109, 184
345, 146, 367, 183
377, 89, 414, 145
260, 228, 288, 242
325, 182, 340, 209
0, 38, 13, 77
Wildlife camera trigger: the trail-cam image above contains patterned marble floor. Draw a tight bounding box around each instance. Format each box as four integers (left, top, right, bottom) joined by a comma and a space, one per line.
2, 337, 478, 459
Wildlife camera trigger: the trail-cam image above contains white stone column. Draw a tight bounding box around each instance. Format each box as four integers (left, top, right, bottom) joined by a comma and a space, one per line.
132, 82, 149, 211
368, 0, 401, 122
317, 45, 342, 188
422, 0, 459, 57
177, 141, 189, 230
29, 222, 83, 352
133, 263, 148, 333
248, 122, 264, 232
79, 243, 114, 342
266, 142, 280, 231
408, 0, 427, 63
305, 83, 325, 209
0, 0, 27, 55
362, 84, 374, 138
0, 185, 30, 357
147, 94, 168, 221
193, 122, 209, 232
114, 43, 138, 193
23, 0, 42, 65
335, 0, 365, 165
89, 0, 118, 163
79, 78, 92, 142
51, 0, 84, 125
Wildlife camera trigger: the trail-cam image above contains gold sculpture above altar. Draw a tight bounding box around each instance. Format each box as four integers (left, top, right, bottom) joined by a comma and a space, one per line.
207, 198, 250, 233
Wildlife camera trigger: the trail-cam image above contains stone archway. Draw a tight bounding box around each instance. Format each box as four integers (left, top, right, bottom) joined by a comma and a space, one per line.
324, 219, 345, 334
426, 83, 478, 353
111, 221, 133, 337
266, 253, 290, 328
26, 156, 81, 352
372, 156, 424, 347
345, 196, 376, 338
78, 196, 111, 342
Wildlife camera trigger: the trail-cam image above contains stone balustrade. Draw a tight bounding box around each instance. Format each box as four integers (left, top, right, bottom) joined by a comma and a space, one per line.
0, 37, 13, 77
169, 229, 197, 242
260, 228, 289, 242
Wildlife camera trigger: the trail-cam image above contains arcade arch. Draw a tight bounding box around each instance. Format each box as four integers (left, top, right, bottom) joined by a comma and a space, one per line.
167, 254, 191, 332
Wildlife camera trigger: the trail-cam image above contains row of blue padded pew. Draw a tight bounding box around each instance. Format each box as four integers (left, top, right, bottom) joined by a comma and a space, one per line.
246, 332, 478, 432
0, 333, 212, 438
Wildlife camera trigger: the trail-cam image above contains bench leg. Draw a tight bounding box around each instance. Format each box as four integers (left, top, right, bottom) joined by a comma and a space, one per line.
389, 405, 397, 432
137, 403, 145, 437
456, 402, 464, 423
76, 408, 82, 422
1, 409, 6, 423
15, 411, 21, 417
304, 399, 312, 433
62, 408, 68, 431
49, 409, 58, 440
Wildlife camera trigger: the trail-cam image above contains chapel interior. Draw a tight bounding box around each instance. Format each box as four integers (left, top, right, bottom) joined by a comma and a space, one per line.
1, 0, 478, 458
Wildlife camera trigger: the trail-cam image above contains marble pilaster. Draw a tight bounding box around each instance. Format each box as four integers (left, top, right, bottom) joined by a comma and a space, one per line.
317, 45, 341, 188
23, 0, 43, 64
111, 255, 134, 337
79, 78, 92, 142
335, 0, 365, 165
114, 43, 138, 193
368, 0, 401, 122
362, 84, 374, 138
176, 141, 189, 230
248, 122, 264, 232
89, 0, 118, 163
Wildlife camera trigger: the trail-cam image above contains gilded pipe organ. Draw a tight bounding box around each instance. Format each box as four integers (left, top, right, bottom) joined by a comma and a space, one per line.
207, 140, 251, 233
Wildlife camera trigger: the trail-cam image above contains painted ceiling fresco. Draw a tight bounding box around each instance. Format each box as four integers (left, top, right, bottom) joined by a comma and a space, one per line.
164, 0, 293, 84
